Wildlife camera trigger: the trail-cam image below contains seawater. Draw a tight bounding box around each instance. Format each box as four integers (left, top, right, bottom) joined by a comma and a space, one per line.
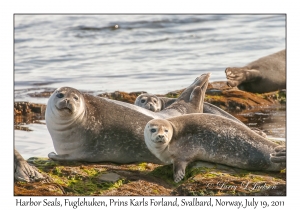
14, 14, 286, 158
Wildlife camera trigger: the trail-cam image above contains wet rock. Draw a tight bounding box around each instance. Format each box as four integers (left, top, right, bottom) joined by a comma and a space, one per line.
209, 81, 231, 90
28, 91, 53, 98
14, 102, 46, 116
96, 83, 286, 112
99, 172, 121, 182
98, 91, 146, 104
191, 161, 217, 169
101, 180, 172, 196
14, 156, 286, 196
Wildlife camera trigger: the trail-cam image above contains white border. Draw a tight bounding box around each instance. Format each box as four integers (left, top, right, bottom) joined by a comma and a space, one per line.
3, 0, 297, 208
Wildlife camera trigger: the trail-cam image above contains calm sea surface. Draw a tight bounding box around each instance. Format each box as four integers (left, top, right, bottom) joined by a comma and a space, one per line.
14, 14, 286, 159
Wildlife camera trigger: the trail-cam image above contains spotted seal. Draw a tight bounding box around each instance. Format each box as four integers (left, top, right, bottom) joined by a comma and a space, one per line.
134, 94, 176, 112
14, 150, 44, 182
46, 73, 210, 163
144, 114, 286, 182
225, 49, 286, 93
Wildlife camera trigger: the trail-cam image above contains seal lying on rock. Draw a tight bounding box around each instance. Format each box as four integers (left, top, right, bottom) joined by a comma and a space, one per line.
14, 150, 44, 182
225, 49, 286, 93
144, 114, 286, 183
135, 93, 243, 122
134, 94, 177, 112
46, 73, 210, 164
135, 93, 267, 138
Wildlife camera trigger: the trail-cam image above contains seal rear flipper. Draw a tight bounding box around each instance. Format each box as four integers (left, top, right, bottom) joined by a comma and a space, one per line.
175, 73, 210, 103
270, 155, 286, 163
173, 160, 188, 183
189, 86, 206, 112
274, 146, 286, 153
14, 150, 44, 182
270, 146, 286, 163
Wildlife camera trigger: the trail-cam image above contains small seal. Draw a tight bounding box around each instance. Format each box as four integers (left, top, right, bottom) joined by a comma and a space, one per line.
144, 114, 286, 183
46, 73, 210, 163
225, 49, 286, 93
14, 150, 44, 182
134, 94, 176, 112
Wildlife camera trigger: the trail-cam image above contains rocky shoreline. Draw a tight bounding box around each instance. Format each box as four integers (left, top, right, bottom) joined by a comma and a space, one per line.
14, 82, 286, 196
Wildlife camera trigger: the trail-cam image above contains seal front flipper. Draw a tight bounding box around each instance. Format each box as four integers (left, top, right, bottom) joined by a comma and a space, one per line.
225, 67, 261, 87
48, 152, 72, 161
14, 150, 44, 182
173, 160, 188, 183
270, 146, 286, 163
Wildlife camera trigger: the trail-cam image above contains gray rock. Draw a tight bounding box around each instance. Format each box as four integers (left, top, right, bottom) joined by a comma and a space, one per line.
99, 172, 121, 182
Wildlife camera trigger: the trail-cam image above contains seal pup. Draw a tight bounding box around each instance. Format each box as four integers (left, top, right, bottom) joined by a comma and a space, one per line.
134, 94, 176, 112
135, 93, 267, 138
144, 114, 286, 183
225, 49, 286, 93
14, 150, 44, 182
46, 73, 210, 163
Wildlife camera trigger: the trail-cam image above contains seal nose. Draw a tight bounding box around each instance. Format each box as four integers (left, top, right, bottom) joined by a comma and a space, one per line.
156, 135, 165, 143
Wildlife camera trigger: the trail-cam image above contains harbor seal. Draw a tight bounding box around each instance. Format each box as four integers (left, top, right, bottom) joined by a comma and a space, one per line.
144, 114, 286, 183
46, 73, 210, 163
135, 93, 267, 138
134, 94, 176, 112
225, 49, 286, 93
14, 150, 44, 182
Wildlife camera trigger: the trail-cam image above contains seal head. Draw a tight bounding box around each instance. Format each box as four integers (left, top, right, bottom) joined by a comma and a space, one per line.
144, 119, 173, 164
135, 94, 162, 112
46, 87, 87, 156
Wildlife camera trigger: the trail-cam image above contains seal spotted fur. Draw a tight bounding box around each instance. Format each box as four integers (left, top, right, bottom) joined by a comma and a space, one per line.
144, 114, 286, 182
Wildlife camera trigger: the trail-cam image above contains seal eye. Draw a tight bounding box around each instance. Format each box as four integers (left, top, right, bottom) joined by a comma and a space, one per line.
153, 100, 157, 103
74, 96, 79, 101
141, 99, 146, 103
56, 93, 64, 98
150, 128, 156, 133
165, 130, 168, 133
